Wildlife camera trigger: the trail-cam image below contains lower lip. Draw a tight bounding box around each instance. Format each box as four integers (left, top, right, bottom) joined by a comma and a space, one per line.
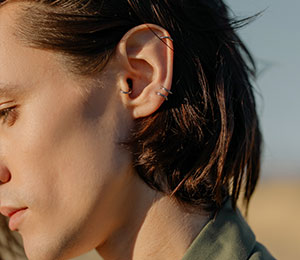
9, 208, 28, 231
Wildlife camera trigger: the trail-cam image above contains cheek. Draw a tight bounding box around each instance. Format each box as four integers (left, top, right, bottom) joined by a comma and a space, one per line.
11, 95, 129, 224
13, 108, 117, 208
18, 115, 131, 260
4, 81, 133, 257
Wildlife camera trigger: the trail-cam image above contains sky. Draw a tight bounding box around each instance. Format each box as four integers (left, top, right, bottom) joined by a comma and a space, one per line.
225, 0, 300, 177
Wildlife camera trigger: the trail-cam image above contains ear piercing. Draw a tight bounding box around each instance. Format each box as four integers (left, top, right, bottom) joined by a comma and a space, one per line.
159, 36, 174, 42
120, 78, 133, 94
120, 36, 173, 99
156, 92, 168, 100
156, 86, 173, 101
160, 86, 173, 94
120, 89, 132, 95
120, 86, 173, 101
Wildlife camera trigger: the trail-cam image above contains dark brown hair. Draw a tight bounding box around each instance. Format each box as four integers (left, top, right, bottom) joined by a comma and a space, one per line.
0, 0, 262, 212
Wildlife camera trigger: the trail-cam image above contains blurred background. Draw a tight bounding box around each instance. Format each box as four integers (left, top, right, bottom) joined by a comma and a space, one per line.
224, 1, 300, 259
225, 1, 300, 259
1, 0, 299, 259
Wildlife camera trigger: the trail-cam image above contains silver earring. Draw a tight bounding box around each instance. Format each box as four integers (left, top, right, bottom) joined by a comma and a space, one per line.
120, 89, 132, 95
156, 86, 173, 101
159, 36, 174, 42
156, 92, 168, 101
160, 86, 173, 94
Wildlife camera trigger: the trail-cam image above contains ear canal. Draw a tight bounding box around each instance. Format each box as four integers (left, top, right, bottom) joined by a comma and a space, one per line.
127, 78, 133, 89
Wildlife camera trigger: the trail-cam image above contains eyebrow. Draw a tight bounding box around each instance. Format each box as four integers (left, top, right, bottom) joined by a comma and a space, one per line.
0, 82, 25, 98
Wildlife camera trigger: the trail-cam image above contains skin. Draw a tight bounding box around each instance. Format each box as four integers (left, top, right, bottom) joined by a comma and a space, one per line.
0, 3, 209, 260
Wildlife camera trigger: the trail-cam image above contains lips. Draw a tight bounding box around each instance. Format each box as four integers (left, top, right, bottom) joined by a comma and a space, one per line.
0, 206, 28, 231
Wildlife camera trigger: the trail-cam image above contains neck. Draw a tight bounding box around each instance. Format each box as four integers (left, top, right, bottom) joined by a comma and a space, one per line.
96, 177, 210, 260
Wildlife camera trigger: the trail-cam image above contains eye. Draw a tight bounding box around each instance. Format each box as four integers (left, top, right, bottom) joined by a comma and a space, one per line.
0, 105, 19, 126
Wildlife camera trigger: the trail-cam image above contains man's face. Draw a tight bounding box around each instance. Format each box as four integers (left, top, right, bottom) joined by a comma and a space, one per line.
0, 3, 134, 260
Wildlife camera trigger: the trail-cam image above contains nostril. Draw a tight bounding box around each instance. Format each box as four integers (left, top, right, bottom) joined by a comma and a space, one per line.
0, 166, 11, 184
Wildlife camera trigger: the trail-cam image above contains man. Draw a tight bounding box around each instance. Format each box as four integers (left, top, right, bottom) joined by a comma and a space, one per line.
0, 0, 275, 259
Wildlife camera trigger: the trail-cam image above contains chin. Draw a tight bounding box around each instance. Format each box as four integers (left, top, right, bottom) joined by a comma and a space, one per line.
24, 245, 81, 260
22, 226, 99, 260
22, 234, 80, 260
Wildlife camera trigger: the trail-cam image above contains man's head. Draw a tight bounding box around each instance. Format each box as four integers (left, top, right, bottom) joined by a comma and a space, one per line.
0, 0, 262, 259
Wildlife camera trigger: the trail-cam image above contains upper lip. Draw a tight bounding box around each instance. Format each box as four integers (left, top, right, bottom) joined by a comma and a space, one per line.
0, 206, 28, 218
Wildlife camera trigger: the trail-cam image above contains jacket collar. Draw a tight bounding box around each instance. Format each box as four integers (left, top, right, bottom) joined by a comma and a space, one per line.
182, 199, 256, 260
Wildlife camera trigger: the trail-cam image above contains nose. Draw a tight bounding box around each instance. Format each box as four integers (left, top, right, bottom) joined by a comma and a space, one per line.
0, 165, 11, 184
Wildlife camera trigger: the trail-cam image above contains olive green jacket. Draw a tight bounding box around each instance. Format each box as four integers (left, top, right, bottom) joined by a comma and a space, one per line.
182, 200, 276, 260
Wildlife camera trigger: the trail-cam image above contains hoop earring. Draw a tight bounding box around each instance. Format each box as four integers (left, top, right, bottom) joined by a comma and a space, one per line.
160, 86, 173, 94
156, 92, 168, 101
156, 85, 173, 101
120, 89, 132, 95
159, 36, 174, 42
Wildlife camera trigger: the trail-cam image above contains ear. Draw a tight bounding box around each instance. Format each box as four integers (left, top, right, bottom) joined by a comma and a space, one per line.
114, 24, 174, 119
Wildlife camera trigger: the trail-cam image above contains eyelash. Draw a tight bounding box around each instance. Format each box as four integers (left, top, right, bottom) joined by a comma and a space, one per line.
0, 106, 19, 126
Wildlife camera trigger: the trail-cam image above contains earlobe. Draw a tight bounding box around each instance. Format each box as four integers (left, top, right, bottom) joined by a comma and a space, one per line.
115, 24, 174, 119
